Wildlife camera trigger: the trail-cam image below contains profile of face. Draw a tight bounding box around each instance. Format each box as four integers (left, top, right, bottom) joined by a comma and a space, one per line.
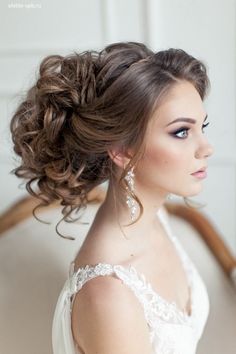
134, 80, 214, 199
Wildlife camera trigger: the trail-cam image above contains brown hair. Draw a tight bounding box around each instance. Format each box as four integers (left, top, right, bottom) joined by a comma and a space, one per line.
10, 41, 210, 239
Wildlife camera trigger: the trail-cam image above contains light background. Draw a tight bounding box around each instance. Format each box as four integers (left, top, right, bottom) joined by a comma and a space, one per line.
0, 0, 235, 254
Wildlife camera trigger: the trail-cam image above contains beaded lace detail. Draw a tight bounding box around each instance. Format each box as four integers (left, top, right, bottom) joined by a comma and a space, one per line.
69, 260, 195, 328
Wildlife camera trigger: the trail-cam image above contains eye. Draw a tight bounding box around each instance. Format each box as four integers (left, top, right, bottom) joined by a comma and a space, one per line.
172, 127, 190, 139
172, 122, 210, 139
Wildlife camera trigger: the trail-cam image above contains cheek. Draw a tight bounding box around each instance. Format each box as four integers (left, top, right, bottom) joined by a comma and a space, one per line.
144, 141, 186, 171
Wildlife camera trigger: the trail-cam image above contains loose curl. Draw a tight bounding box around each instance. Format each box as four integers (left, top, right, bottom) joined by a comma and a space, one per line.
10, 41, 210, 239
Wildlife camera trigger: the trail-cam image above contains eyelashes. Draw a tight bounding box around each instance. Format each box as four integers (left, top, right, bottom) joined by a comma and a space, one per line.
172, 122, 210, 139
202, 122, 210, 130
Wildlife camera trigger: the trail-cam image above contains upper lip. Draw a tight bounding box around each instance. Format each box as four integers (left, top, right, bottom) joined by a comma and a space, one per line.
191, 166, 207, 174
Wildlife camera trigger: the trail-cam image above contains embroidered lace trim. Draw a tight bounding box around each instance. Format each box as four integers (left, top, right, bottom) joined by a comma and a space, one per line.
68, 259, 196, 330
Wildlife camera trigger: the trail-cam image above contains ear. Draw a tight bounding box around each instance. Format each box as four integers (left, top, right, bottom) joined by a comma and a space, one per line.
107, 145, 133, 169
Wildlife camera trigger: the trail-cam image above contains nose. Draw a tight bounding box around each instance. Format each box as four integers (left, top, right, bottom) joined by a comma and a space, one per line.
195, 138, 214, 159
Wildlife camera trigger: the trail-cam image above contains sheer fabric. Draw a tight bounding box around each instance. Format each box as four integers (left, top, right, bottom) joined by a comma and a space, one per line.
52, 208, 210, 354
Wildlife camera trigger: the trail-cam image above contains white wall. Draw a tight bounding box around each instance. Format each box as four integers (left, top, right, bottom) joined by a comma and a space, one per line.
0, 0, 235, 254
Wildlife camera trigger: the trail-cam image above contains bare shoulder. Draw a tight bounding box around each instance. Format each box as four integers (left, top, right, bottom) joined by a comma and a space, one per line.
71, 275, 153, 354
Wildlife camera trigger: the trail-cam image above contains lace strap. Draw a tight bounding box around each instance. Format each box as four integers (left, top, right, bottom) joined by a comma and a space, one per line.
68, 262, 194, 328
69, 263, 116, 293
67, 263, 154, 327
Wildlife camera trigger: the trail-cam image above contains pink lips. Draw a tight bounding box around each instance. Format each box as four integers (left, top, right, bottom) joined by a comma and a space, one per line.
191, 167, 207, 179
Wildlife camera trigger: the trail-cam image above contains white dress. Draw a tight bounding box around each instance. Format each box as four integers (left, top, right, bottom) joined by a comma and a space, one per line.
52, 207, 210, 354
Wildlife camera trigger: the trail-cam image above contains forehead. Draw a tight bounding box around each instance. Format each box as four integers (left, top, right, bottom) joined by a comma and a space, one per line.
151, 80, 206, 126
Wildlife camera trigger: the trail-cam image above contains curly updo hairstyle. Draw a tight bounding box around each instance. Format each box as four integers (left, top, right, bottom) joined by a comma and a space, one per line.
10, 41, 210, 239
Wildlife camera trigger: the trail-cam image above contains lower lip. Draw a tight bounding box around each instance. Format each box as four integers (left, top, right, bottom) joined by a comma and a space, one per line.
191, 171, 207, 179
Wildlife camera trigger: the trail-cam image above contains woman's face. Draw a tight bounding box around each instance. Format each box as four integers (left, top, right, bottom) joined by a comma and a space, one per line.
135, 80, 214, 198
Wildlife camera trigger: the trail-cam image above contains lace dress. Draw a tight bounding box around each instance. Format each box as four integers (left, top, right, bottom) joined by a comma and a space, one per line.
52, 207, 210, 354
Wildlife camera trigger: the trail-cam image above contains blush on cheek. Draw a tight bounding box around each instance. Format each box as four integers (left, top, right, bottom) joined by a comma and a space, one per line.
145, 147, 173, 169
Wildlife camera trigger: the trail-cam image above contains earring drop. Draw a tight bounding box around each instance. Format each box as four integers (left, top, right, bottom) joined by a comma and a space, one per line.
124, 167, 138, 221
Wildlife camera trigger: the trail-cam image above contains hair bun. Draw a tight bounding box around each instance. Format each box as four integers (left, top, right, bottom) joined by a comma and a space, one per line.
36, 52, 97, 113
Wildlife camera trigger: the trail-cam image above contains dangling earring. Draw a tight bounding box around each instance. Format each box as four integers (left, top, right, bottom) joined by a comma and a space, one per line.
124, 166, 138, 221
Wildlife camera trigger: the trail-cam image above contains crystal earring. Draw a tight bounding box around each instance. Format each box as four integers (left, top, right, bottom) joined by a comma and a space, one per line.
124, 166, 138, 221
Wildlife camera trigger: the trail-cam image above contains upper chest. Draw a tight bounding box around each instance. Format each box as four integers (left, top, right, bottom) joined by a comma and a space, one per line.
130, 233, 191, 313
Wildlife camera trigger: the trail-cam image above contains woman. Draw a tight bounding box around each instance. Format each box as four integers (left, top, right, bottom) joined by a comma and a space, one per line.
10, 41, 214, 354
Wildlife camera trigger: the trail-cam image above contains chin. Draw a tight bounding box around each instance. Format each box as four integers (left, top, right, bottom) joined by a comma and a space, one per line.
187, 186, 203, 197
174, 186, 203, 198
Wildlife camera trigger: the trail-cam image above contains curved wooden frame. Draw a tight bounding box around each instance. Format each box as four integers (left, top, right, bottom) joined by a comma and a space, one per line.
1, 190, 236, 284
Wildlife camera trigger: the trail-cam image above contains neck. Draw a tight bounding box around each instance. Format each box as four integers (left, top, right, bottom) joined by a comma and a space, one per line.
95, 179, 168, 240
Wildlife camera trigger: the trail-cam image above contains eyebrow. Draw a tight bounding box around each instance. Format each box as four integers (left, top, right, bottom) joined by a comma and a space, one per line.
166, 114, 208, 126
